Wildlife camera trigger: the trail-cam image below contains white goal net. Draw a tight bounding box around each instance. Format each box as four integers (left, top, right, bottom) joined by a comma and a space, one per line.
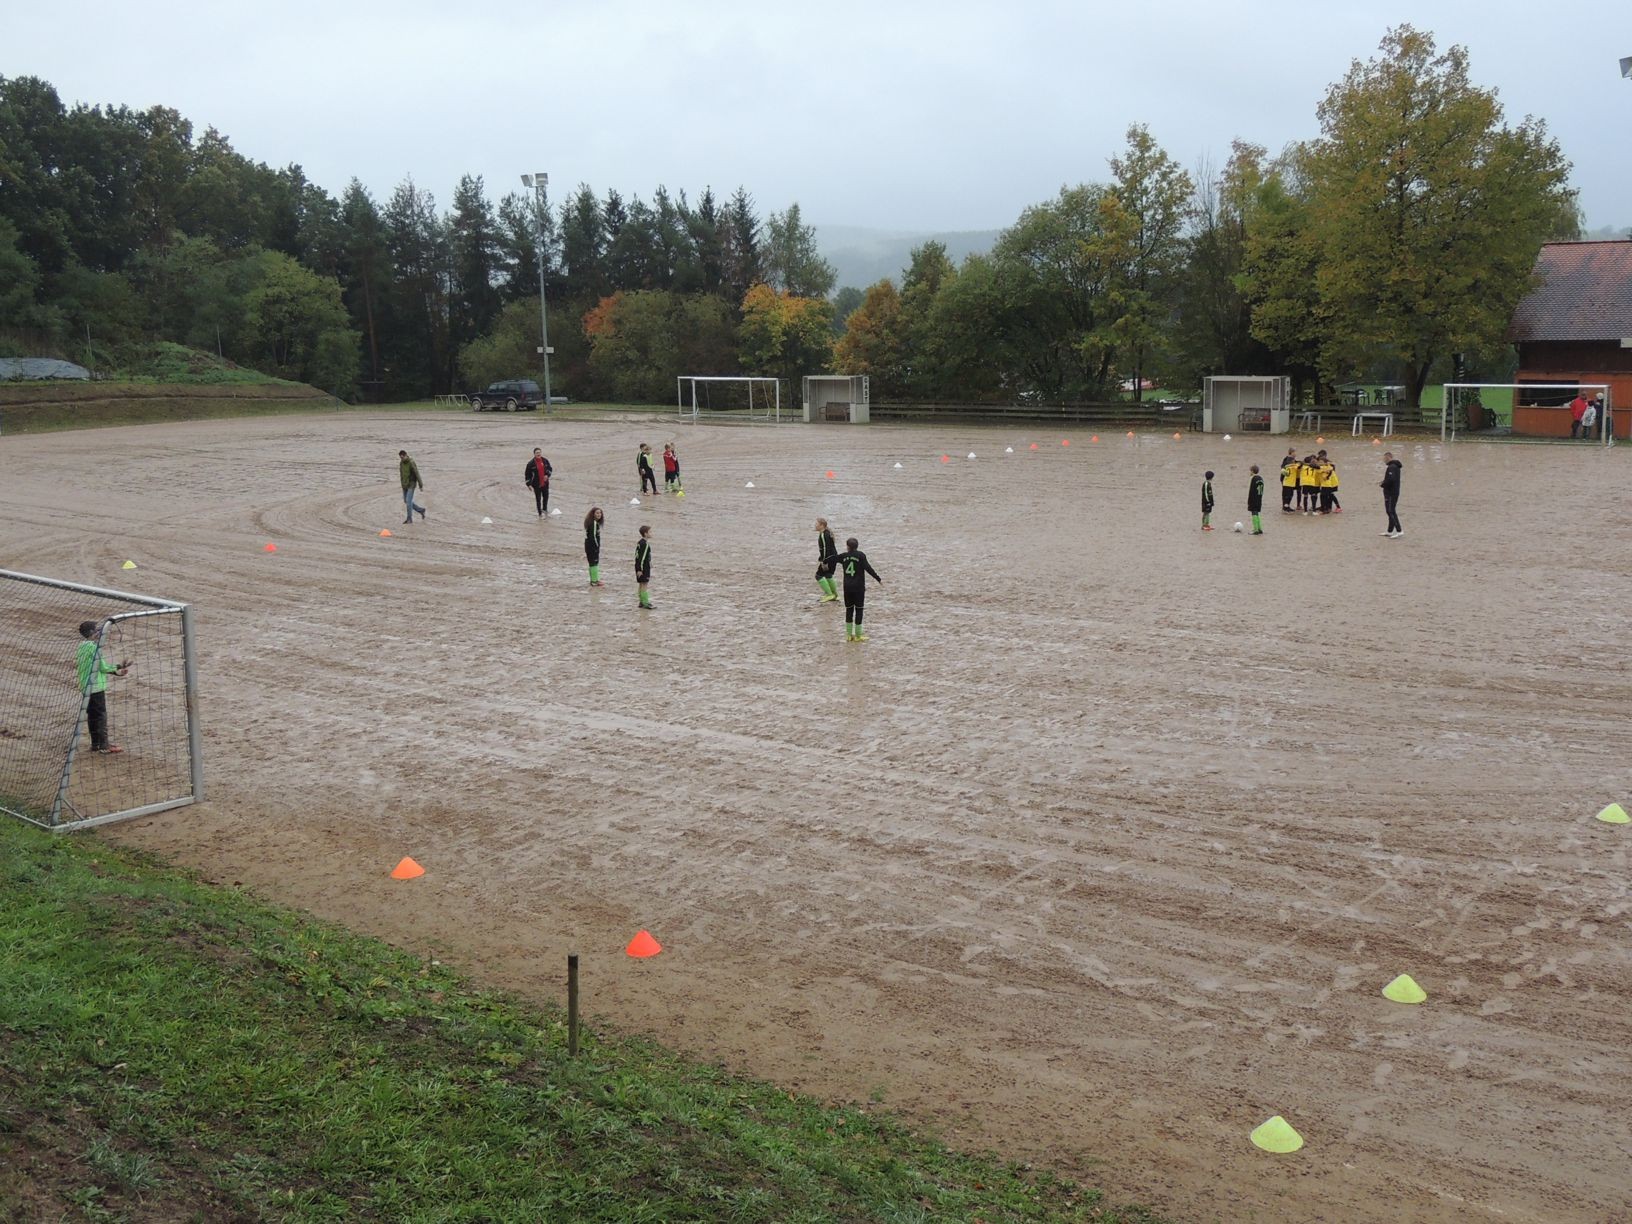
0, 570, 202, 831
676, 376, 783, 423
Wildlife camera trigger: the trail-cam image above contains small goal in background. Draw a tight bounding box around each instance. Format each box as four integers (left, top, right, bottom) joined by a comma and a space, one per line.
676, 376, 783, 424
0, 570, 202, 831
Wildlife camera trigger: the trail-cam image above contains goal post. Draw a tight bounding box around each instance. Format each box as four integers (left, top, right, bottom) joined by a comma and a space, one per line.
676, 376, 783, 424
1440, 382, 1613, 444
0, 570, 202, 831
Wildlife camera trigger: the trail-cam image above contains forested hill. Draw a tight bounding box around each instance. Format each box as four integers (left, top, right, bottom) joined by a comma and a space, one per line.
0, 74, 840, 404
816, 226, 1002, 293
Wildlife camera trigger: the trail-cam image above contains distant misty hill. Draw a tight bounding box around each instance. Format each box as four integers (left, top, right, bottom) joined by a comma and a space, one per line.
815, 225, 1003, 292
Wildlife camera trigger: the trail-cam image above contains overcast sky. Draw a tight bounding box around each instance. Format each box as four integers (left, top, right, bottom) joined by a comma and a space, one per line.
6, 0, 1628, 234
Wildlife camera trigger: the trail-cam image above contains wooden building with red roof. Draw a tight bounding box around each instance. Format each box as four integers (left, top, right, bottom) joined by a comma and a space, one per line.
1508, 239, 1632, 438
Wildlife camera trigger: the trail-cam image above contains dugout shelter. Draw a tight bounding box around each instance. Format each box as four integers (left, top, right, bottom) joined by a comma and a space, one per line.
1203, 376, 1289, 434
802, 375, 870, 423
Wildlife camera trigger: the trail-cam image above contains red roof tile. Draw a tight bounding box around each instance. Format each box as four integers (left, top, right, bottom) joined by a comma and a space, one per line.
1508, 240, 1632, 342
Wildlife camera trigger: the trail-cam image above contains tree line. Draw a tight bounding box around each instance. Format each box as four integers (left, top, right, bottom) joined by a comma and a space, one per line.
838, 27, 1579, 408
0, 27, 1581, 409
0, 72, 837, 400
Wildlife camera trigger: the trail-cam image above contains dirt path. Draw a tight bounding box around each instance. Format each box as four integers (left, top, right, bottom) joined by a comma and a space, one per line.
3, 412, 1630, 1222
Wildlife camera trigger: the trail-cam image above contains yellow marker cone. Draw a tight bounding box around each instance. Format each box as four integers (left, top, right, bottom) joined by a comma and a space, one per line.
121, 560, 137, 570
1595, 802, 1629, 825
1382, 973, 1427, 1004
1250, 1115, 1304, 1153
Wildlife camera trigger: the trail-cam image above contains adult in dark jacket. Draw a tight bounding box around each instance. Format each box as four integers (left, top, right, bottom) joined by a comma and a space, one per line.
524, 448, 553, 517
1380, 452, 1403, 538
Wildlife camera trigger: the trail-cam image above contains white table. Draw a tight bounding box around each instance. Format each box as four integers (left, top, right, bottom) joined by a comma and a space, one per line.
1353, 411, 1394, 437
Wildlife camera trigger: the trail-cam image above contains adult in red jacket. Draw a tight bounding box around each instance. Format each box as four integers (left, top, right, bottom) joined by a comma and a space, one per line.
1569, 394, 1588, 439
524, 448, 553, 516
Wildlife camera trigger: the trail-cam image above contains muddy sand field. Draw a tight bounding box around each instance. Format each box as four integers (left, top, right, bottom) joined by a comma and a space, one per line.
3, 412, 1630, 1222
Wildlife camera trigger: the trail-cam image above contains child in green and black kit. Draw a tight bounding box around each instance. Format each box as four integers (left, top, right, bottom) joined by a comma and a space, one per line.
814, 517, 839, 602
1246, 464, 1265, 535
637, 444, 658, 496
584, 506, 604, 586
1201, 470, 1215, 531
830, 536, 882, 641
635, 524, 654, 609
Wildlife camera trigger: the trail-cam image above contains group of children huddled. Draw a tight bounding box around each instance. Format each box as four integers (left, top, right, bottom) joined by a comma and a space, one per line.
1280, 448, 1342, 516
1200, 447, 1344, 534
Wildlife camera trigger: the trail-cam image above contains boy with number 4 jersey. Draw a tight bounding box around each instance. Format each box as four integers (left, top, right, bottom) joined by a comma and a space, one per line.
831, 537, 882, 641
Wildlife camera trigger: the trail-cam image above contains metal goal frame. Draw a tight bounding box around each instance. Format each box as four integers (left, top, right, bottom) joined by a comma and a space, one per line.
0, 570, 203, 832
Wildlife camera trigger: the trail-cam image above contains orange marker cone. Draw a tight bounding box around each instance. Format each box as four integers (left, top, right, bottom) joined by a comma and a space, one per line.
1316, 435, 1326, 444
1091, 435, 1099, 443
825, 470, 835, 479
1029, 442, 1039, 450
1172, 432, 1182, 440
1126, 430, 1135, 438
1372, 437, 1381, 445
626, 929, 662, 958
390, 856, 424, 880
379, 528, 393, 537
940, 454, 951, 463
1061, 439, 1070, 447
263, 542, 278, 552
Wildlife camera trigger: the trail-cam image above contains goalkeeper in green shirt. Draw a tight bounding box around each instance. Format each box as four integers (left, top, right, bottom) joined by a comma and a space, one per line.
76, 620, 129, 754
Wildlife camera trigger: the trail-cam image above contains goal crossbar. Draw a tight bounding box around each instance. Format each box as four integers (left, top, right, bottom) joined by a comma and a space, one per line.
676, 376, 783, 424
1441, 382, 1613, 444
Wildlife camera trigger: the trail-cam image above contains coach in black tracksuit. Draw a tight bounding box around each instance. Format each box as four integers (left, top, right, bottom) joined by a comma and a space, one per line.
1380, 452, 1403, 537
831, 537, 882, 641
524, 448, 553, 516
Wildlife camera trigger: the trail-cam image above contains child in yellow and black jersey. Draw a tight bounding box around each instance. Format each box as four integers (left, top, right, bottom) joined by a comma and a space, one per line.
1280, 449, 1299, 512
1320, 455, 1341, 514
1298, 455, 1321, 514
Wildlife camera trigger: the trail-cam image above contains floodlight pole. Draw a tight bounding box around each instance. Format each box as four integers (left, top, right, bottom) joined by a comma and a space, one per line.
521, 172, 553, 408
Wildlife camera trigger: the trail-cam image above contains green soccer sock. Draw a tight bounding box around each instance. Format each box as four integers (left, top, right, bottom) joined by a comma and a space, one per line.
1251, 513, 1262, 532
822, 577, 836, 597
589, 564, 600, 583
639, 589, 650, 607
1203, 513, 1211, 528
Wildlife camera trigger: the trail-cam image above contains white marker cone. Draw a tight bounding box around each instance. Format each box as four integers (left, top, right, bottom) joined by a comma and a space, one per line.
550, 508, 561, 516
1223, 433, 1232, 441
744, 481, 755, 489
967, 452, 977, 459
1005, 446, 1014, 453
630, 498, 641, 505
893, 462, 903, 469
480, 516, 494, 524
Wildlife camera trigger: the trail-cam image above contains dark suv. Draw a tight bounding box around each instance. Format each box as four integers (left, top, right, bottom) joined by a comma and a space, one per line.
470, 379, 543, 411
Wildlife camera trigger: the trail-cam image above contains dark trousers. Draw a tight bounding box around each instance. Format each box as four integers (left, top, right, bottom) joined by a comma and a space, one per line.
844, 594, 865, 626
1384, 492, 1402, 533
640, 468, 658, 494
86, 691, 108, 750
533, 484, 549, 515
1571, 420, 1581, 438
1282, 485, 1294, 509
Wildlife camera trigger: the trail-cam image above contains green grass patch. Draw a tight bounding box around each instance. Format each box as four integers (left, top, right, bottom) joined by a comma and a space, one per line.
0, 821, 1159, 1222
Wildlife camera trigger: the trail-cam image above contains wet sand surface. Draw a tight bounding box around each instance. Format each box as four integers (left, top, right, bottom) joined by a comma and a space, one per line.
3, 412, 1630, 1222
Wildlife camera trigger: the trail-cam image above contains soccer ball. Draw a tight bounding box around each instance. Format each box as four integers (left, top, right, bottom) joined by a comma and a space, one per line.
1233, 522, 1245, 533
